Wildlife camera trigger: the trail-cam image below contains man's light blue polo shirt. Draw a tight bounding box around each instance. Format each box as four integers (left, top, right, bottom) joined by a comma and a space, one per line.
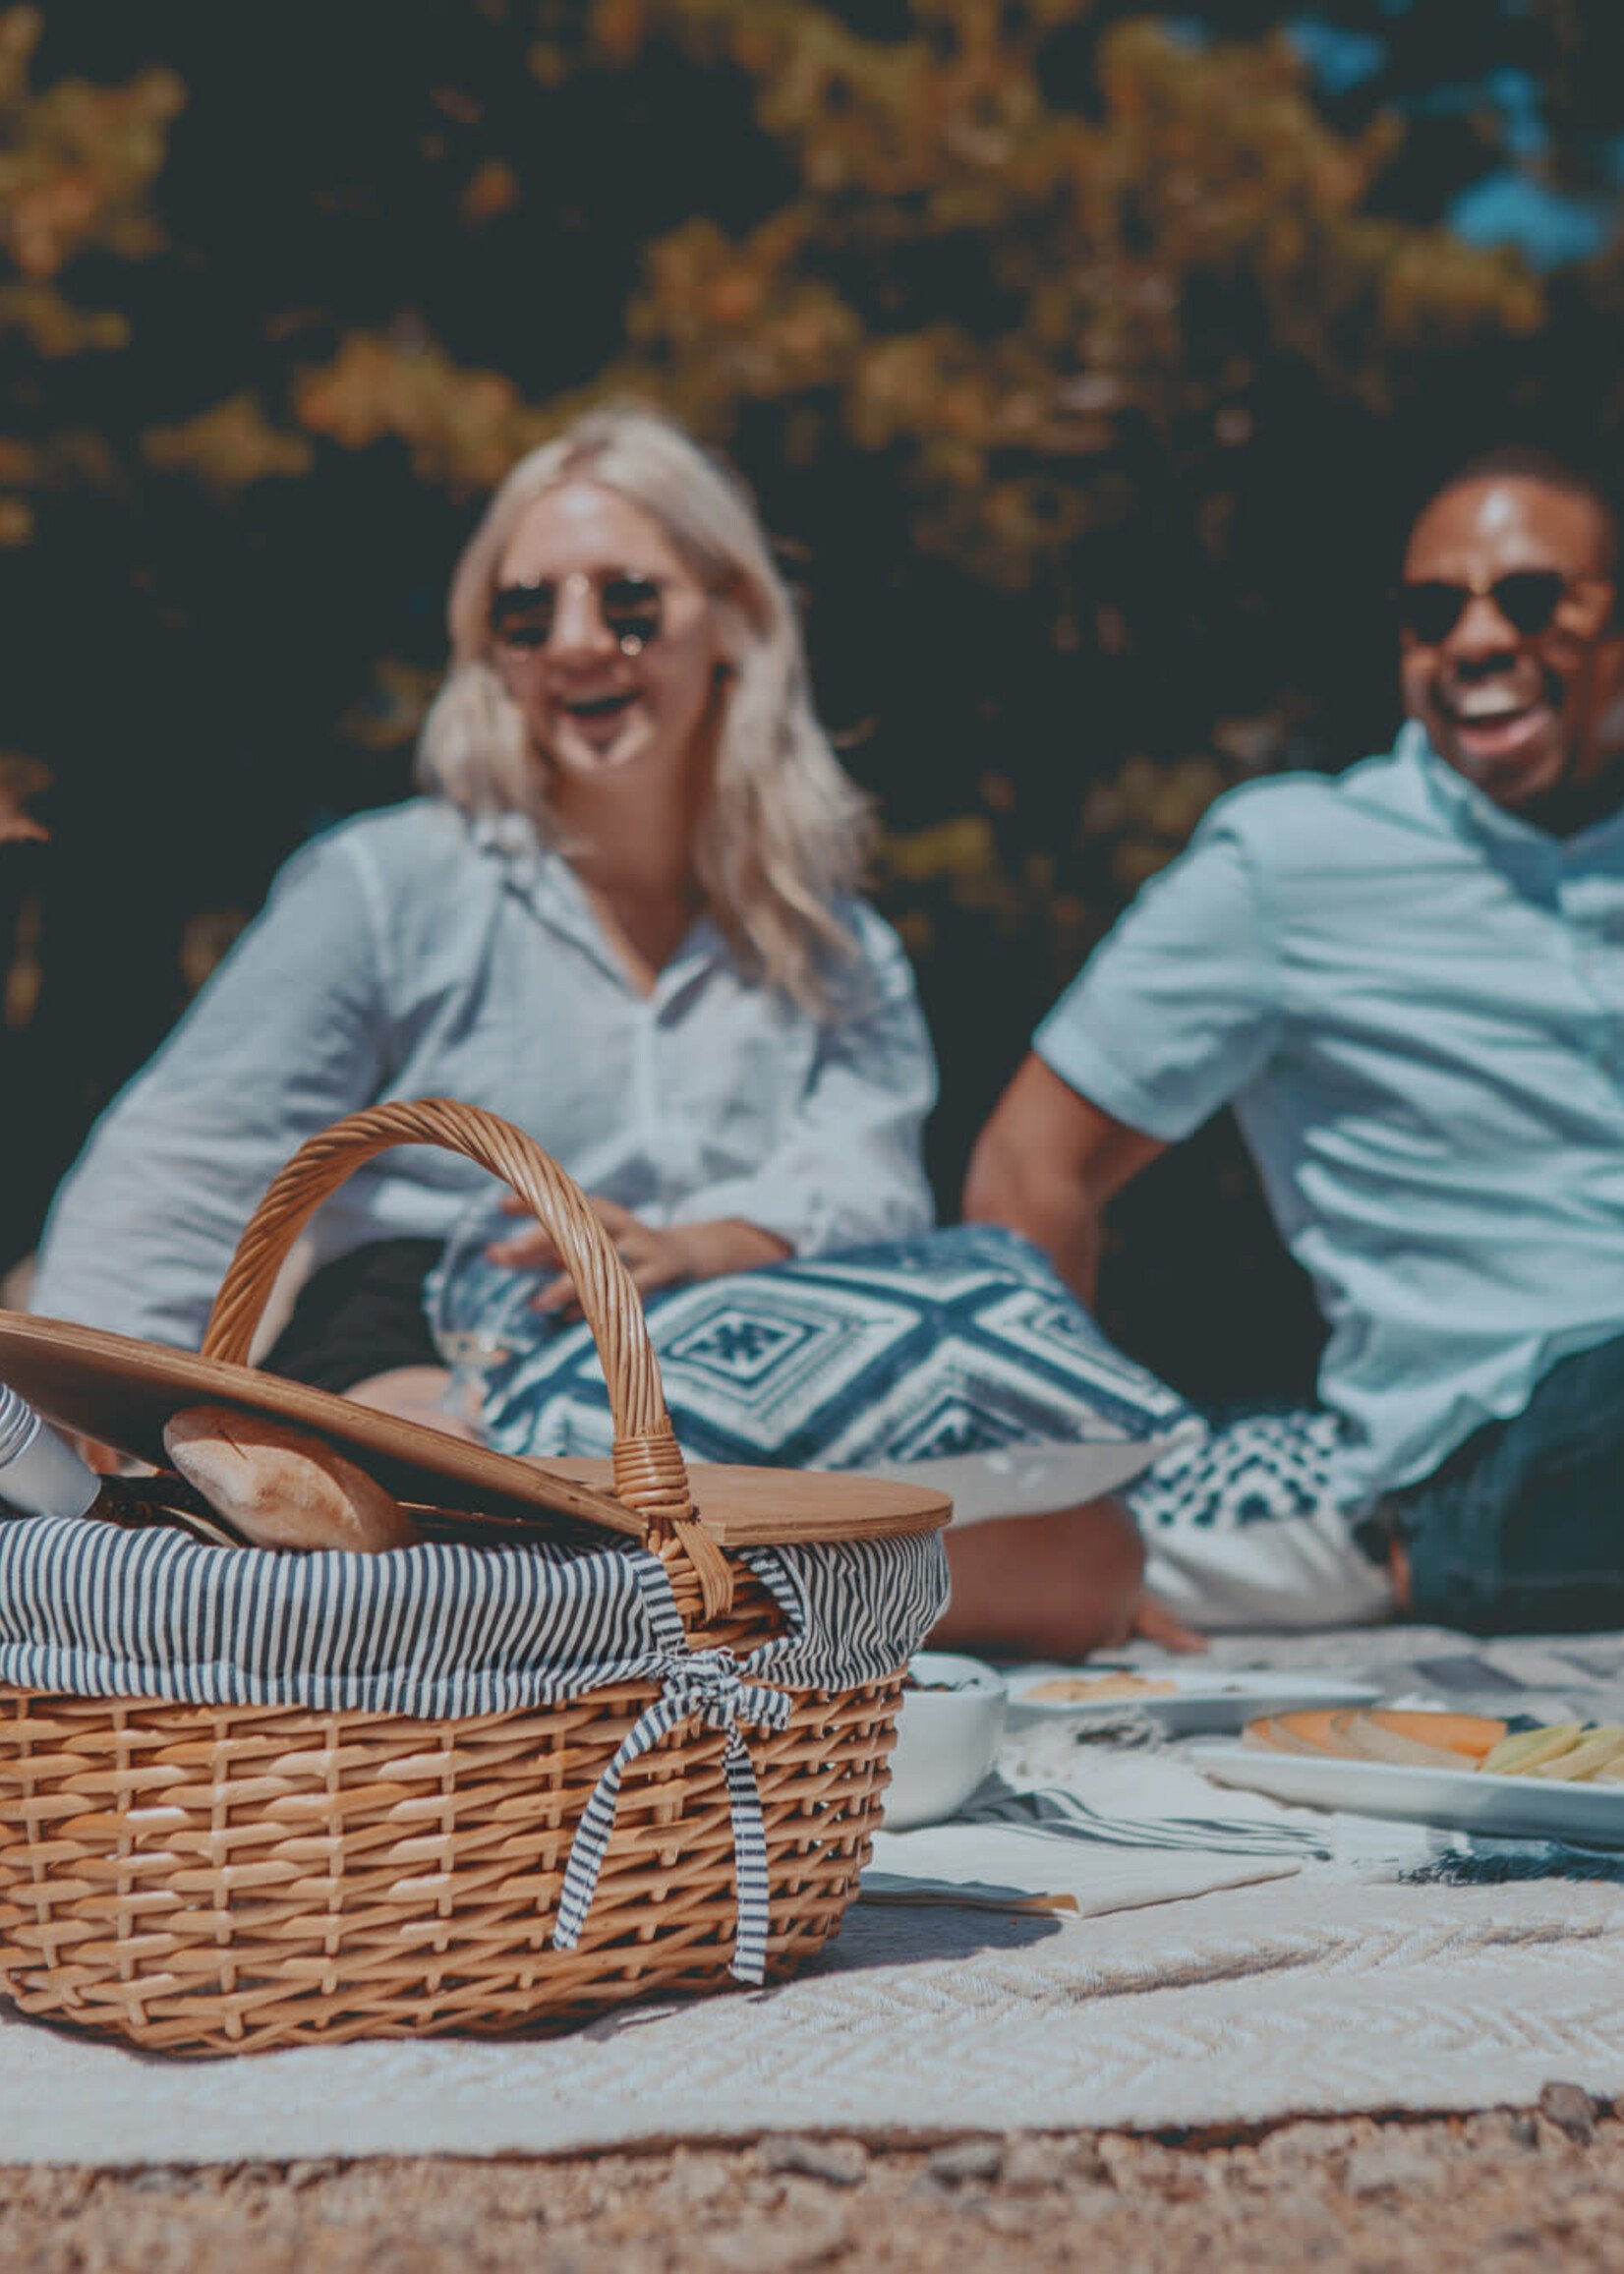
1036, 722, 1624, 1504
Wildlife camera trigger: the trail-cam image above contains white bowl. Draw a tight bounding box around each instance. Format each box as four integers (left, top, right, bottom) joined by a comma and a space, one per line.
882, 1651, 1009, 1831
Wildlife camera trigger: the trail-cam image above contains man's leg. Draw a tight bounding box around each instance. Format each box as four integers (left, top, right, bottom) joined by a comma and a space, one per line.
1386, 1326, 1624, 1634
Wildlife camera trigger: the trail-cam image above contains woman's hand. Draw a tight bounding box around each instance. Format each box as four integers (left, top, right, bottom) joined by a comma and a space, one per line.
484, 1194, 789, 1314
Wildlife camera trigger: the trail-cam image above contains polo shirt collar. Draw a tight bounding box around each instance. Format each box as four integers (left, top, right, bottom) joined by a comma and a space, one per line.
1406, 721, 1624, 885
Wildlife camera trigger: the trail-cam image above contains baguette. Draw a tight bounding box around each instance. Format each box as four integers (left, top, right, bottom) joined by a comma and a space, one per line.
163, 1406, 419, 1553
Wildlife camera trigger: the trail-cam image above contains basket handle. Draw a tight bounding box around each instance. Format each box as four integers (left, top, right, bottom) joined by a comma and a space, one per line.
201, 1098, 733, 1614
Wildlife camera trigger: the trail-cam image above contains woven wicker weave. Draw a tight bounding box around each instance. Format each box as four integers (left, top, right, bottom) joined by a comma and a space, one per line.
0, 1101, 939, 2055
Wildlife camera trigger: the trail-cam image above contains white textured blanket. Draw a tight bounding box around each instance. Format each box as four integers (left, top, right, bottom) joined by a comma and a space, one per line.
4, 1624, 1624, 2165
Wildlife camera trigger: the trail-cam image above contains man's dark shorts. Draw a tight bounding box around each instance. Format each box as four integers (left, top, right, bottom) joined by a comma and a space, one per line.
1383, 1325, 1624, 1634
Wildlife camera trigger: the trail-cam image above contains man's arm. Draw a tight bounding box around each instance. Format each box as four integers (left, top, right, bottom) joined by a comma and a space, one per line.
966, 794, 1279, 1299
962, 1056, 1166, 1305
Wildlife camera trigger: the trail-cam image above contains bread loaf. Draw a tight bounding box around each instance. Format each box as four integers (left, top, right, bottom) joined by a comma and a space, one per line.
163, 1406, 419, 1552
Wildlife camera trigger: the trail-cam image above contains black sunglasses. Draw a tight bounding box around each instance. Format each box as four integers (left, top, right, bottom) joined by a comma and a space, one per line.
489, 572, 664, 656
1395, 568, 1611, 646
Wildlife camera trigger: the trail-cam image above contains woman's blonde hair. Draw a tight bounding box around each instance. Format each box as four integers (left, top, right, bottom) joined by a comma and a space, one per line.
416, 405, 873, 1014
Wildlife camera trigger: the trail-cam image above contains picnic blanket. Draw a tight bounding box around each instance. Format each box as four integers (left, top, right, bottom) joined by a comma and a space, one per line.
4, 1623, 1624, 2165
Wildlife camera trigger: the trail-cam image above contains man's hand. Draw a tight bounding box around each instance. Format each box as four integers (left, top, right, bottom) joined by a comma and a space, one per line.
484, 1193, 790, 1314
1112, 1588, 1207, 1655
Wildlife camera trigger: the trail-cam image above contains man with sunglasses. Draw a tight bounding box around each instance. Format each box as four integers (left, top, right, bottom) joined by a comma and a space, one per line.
965, 444, 1624, 1637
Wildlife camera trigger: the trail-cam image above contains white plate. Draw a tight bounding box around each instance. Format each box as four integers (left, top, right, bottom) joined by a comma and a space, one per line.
1195, 1740, 1624, 1848
1005, 1668, 1380, 1737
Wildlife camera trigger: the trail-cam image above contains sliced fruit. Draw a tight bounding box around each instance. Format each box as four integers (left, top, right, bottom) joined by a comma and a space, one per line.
1531, 1726, 1624, 1782
1243, 1718, 1285, 1751
1365, 1711, 1506, 1762
1312, 1711, 1406, 1761
1260, 1709, 1367, 1757
1335, 1715, 1479, 1770
1479, 1723, 1586, 1777
1242, 1716, 1313, 1754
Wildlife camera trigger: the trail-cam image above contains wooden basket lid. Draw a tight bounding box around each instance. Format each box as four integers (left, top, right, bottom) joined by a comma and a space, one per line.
0, 1312, 951, 1548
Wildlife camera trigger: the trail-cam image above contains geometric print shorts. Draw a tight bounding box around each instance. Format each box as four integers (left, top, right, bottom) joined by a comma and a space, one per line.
1129, 1407, 1350, 1531
430, 1223, 1196, 1513
1128, 1407, 1396, 1631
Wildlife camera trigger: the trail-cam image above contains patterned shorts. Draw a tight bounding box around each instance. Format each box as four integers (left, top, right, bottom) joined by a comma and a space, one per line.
1129, 1408, 1394, 1631
1130, 1407, 1349, 1531
430, 1224, 1197, 1521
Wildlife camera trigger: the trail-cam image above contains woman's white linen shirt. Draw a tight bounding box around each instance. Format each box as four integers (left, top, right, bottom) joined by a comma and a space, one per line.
30, 800, 938, 1348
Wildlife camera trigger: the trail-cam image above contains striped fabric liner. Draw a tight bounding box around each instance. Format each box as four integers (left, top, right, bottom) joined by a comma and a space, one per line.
0, 1516, 947, 1718
0, 1515, 947, 1982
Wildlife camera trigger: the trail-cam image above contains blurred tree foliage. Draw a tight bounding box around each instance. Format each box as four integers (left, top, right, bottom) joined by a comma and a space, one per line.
4, 0, 1623, 1389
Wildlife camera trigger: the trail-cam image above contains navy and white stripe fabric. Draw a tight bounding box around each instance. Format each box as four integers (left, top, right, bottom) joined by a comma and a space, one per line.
0, 1517, 945, 1717
0, 1513, 946, 1982
551, 1553, 795, 1982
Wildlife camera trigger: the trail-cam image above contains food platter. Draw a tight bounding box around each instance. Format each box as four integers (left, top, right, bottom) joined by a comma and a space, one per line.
1197, 1741, 1624, 1847
1005, 1666, 1380, 1736
1197, 1707, 1624, 1847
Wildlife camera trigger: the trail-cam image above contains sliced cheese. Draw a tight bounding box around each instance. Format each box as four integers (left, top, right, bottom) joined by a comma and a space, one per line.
1479, 1723, 1586, 1778
1531, 1726, 1624, 1782
1333, 1714, 1470, 1771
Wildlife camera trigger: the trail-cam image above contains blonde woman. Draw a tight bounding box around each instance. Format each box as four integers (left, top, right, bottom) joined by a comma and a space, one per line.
31, 407, 937, 1385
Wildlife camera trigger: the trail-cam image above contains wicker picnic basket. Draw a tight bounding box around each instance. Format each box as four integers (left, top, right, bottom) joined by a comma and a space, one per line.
0, 1099, 949, 2056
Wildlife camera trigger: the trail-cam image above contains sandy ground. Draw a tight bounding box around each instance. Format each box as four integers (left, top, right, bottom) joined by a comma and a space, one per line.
4, 2089, 1622, 2271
